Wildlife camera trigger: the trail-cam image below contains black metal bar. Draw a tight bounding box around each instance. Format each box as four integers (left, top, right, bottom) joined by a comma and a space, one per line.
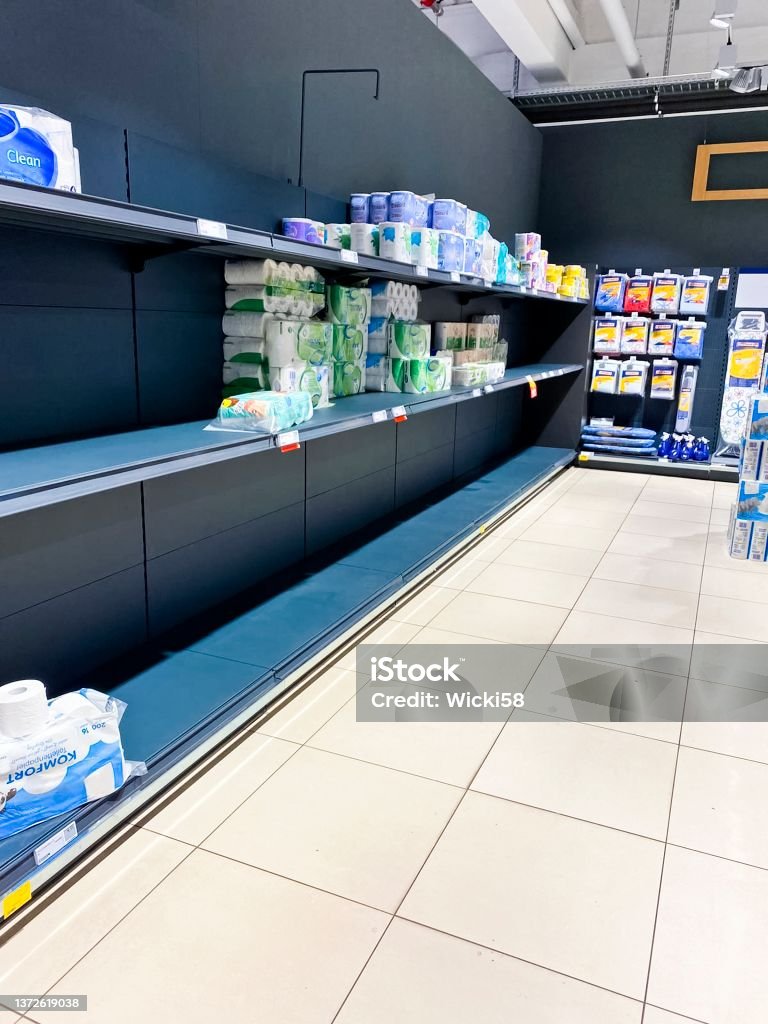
298, 68, 380, 188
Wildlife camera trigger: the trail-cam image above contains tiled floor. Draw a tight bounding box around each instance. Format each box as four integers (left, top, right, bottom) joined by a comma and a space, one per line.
5, 468, 768, 1024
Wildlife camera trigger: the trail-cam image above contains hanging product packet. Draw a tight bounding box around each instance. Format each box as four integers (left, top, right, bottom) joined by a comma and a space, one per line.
651, 271, 682, 314
648, 319, 676, 356
680, 273, 713, 315
620, 314, 649, 354
623, 273, 653, 313
594, 273, 628, 312
593, 316, 621, 354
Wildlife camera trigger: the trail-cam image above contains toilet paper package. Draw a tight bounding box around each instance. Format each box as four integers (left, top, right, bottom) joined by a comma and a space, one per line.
453, 364, 492, 387
223, 311, 286, 337
269, 363, 330, 408
364, 352, 389, 391
349, 222, 378, 256
331, 360, 366, 397
378, 222, 412, 262
266, 319, 332, 365
464, 238, 483, 276
431, 199, 467, 233
332, 325, 368, 362
327, 285, 371, 326
387, 321, 431, 359
349, 194, 370, 223
209, 391, 313, 433
222, 361, 268, 397
386, 358, 407, 393
369, 191, 390, 223
0, 683, 143, 840
434, 322, 466, 351
281, 218, 322, 244
437, 231, 465, 273
411, 228, 439, 268
514, 233, 541, 261
388, 191, 424, 226
403, 357, 452, 394
324, 223, 350, 250
367, 316, 389, 354
0, 105, 79, 192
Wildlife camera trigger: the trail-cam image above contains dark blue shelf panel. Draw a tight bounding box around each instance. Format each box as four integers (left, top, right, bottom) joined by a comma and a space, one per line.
0, 444, 573, 909
0, 365, 582, 518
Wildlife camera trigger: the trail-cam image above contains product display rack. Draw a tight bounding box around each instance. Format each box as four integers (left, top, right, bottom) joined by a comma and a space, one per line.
582, 265, 737, 477
0, 174, 592, 919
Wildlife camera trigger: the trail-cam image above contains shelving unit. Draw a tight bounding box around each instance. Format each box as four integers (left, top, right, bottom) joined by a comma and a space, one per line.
0, 175, 592, 917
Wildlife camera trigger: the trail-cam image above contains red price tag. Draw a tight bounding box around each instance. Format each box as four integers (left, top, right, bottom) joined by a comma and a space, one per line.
392, 405, 408, 423
278, 430, 301, 452
526, 375, 538, 399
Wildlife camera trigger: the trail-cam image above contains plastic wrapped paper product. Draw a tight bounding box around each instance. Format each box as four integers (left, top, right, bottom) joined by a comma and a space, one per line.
514, 233, 541, 261
620, 315, 649, 355
349, 194, 370, 223
387, 321, 431, 359
651, 272, 682, 314
591, 358, 620, 394
437, 231, 465, 273
674, 319, 706, 360
402, 356, 452, 394
378, 222, 412, 262
623, 274, 653, 313
434, 322, 466, 351
265, 319, 332, 366
648, 319, 676, 356
593, 316, 621, 355
0, 682, 144, 840
369, 192, 390, 224
349, 222, 378, 256
453, 364, 491, 387
327, 285, 371, 326
650, 359, 678, 399
431, 199, 467, 233
595, 273, 628, 312
680, 274, 713, 315
269, 363, 330, 409
209, 391, 313, 433
324, 223, 350, 250
331, 361, 366, 397
281, 218, 323, 244
411, 228, 439, 269
332, 325, 368, 362
0, 105, 79, 192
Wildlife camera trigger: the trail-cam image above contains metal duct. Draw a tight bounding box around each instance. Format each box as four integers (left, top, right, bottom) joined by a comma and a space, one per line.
597, 0, 647, 78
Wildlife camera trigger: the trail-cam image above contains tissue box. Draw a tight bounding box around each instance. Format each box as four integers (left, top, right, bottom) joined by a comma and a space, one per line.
0, 104, 79, 192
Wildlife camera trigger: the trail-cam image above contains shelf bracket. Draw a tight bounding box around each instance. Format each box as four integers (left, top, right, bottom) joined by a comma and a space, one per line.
127, 240, 202, 274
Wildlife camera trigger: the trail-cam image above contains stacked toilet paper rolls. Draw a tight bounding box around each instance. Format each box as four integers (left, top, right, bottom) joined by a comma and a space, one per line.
387, 321, 431, 359
269, 363, 330, 408
222, 310, 283, 338
434, 322, 467, 351
368, 316, 389, 354
378, 222, 411, 263
266, 319, 332, 366
224, 260, 324, 317
324, 223, 351, 250
327, 285, 371, 328
411, 228, 439, 269
332, 325, 367, 362
349, 222, 378, 256
370, 281, 420, 321
0, 679, 50, 739
332, 361, 366, 397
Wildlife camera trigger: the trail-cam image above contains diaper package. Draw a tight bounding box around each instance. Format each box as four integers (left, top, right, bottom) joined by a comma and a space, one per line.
208, 391, 313, 433
0, 682, 143, 840
0, 104, 79, 192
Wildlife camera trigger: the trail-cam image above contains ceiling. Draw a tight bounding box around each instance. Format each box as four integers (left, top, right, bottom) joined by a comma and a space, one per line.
415, 0, 768, 95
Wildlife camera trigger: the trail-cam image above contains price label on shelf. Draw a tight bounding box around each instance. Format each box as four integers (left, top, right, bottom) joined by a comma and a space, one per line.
392, 405, 408, 423
277, 430, 301, 452
415, 265, 429, 278
450, 271, 461, 283
34, 821, 78, 867
471, 388, 483, 398
483, 384, 494, 394
371, 410, 388, 424
526, 375, 538, 399
578, 452, 591, 462
340, 249, 358, 264
483, 279, 493, 289
196, 218, 228, 240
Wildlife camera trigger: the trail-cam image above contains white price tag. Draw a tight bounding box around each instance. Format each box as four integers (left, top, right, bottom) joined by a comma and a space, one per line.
472, 388, 482, 398
34, 821, 78, 867
450, 271, 461, 283
277, 430, 300, 451
484, 384, 494, 394
371, 409, 388, 424
483, 279, 493, 289
392, 405, 408, 422
196, 218, 228, 240
415, 265, 429, 278
340, 249, 358, 264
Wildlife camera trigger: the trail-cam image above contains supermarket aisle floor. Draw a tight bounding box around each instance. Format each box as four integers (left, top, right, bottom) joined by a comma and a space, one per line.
4, 467, 768, 1024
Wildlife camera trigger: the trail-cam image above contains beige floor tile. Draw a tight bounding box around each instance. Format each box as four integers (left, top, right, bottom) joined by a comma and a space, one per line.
648, 845, 768, 1024
472, 716, 677, 839
594, 552, 702, 594
571, 473, 648, 495
0, 828, 189, 998
400, 793, 663, 1000
429, 590, 568, 646
643, 1008, 708, 1024
431, 554, 487, 590
641, 480, 713, 506
630, 499, 712, 524
704, 527, 757, 571
488, 512, 539, 541
495, 539, 603, 576
553, 611, 692, 679
409, 624, 502, 645
556, 491, 638, 513
336, 918, 642, 1024
390, 585, 458, 626
202, 747, 461, 911
709, 505, 732, 526
257, 667, 365, 743
518, 521, 614, 552
140, 733, 298, 845
697, 592, 768, 642
701, 564, 768, 604
690, 632, 768, 690
575, 578, 699, 630
713, 480, 738, 509
338, 620, 421, 669
621, 514, 709, 540
537, 504, 627, 531
32, 850, 388, 1024
608, 530, 706, 566
682, 677, 768, 764
669, 745, 768, 869
307, 691, 507, 787
522, 650, 686, 744
465, 562, 588, 609
468, 535, 517, 560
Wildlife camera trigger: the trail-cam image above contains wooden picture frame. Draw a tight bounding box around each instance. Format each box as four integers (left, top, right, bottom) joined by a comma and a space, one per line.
692, 141, 768, 201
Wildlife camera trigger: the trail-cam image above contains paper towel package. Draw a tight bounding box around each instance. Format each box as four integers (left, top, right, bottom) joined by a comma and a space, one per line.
331, 360, 366, 397
387, 321, 431, 359
0, 105, 79, 192
265, 319, 332, 365
209, 391, 313, 433
332, 325, 368, 362
0, 681, 143, 840
269, 363, 330, 408
327, 285, 371, 327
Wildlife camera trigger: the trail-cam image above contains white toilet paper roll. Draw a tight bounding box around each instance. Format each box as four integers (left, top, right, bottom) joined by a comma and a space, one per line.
0, 679, 49, 739
378, 222, 411, 263
222, 311, 281, 338
350, 222, 378, 256
24, 764, 67, 795
84, 763, 117, 801
224, 259, 281, 286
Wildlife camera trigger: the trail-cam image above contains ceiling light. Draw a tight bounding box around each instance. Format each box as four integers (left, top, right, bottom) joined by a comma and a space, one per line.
713, 27, 738, 79
711, 0, 738, 29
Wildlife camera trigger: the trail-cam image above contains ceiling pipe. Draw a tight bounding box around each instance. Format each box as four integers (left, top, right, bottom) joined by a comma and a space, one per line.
596, 0, 647, 78
547, 0, 585, 50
